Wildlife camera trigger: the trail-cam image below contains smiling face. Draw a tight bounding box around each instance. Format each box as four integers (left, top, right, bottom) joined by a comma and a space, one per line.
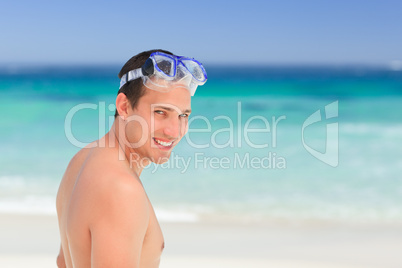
123, 85, 191, 164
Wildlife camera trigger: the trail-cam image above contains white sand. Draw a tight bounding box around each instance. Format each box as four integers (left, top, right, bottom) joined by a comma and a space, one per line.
0, 255, 370, 268
0, 214, 401, 268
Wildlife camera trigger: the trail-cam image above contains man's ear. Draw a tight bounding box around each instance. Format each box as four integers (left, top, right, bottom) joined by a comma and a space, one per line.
115, 93, 131, 119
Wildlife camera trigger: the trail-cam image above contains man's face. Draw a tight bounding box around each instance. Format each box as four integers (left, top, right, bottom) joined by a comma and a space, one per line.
124, 85, 191, 164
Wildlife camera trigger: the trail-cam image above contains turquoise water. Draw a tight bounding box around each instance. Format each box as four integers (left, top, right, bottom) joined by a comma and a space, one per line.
1, 65, 401, 224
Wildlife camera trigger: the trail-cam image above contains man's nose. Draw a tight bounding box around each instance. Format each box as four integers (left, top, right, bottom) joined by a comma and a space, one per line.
163, 117, 181, 139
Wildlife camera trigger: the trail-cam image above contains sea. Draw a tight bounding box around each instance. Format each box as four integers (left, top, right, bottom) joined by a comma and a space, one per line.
1, 64, 401, 225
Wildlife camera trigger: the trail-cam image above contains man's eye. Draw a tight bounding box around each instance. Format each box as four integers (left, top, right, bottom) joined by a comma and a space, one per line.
155, 110, 165, 115
179, 114, 189, 118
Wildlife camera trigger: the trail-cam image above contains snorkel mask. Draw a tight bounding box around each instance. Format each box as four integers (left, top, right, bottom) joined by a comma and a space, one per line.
119, 52, 208, 96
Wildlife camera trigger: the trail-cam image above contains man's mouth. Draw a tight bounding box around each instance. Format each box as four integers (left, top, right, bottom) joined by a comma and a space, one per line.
153, 138, 174, 148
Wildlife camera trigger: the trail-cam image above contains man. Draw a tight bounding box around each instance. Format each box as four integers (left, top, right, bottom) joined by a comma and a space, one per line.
56, 49, 207, 268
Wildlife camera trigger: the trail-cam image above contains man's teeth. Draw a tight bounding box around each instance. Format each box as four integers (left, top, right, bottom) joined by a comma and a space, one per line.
154, 139, 173, 147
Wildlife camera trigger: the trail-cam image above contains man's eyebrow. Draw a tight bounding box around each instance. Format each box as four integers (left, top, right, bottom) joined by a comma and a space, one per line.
153, 105, 191, 114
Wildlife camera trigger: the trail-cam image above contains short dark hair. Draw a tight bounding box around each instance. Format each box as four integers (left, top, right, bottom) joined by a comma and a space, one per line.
115, 49, 174, 117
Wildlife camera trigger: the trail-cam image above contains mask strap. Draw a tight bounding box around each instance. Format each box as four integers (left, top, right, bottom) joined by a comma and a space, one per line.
119, 68, 143, 89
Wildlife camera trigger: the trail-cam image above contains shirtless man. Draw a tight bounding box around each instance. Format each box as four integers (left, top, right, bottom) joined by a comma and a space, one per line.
56, 50, 207, 267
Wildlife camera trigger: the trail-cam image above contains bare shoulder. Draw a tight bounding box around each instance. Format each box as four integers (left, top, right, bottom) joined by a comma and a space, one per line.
67, 142, 97, 169
80, 146, 146, 195
75, 148, 151, 227
59, 142, 96, 187
56, 145, 94, 211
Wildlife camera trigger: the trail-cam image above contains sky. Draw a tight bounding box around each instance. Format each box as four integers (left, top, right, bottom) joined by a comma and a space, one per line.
0, 0, 401, 65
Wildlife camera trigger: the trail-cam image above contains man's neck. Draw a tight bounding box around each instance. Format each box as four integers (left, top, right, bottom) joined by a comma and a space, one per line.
108, 119, 148, 178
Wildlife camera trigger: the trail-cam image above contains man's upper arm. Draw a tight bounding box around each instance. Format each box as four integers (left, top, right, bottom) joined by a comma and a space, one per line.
89, 178, 150, 268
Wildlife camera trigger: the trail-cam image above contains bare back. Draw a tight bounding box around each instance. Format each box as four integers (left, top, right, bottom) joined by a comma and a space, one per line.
56, 137, 164, 268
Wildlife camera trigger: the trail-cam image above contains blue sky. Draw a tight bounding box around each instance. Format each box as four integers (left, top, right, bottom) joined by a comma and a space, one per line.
1, 0, 401, 65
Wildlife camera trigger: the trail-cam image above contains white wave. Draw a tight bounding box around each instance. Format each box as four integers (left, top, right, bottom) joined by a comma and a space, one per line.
1, 195, 401, 225
0, 175, 27, 188
0, 195, 56, 215
0, 194, 200, 222
154, 208, 199, 222
341, 123, 402, 136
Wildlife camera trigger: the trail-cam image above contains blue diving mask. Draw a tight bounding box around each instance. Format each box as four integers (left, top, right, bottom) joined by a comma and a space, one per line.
119, 52, 208, 96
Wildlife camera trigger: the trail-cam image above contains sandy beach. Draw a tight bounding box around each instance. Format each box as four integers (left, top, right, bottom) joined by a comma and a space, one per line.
0, 213, 401, 268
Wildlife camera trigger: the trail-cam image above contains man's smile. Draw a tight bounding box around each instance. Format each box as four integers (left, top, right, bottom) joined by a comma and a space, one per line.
152, 137, 175, 149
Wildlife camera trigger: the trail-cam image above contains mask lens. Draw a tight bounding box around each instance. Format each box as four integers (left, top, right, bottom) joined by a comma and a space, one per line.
154, 54, 175, 77
181, 59, 206, 82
